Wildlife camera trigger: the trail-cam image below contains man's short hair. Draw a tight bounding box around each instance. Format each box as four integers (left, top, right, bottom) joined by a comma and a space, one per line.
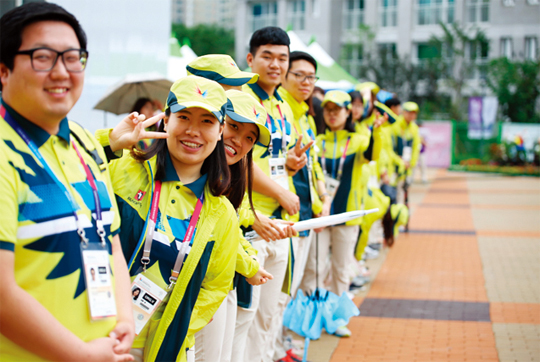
249, 26, 290, 56
0, 2, 87, 74
385, 98, 401, 108
288, 51, 317, 72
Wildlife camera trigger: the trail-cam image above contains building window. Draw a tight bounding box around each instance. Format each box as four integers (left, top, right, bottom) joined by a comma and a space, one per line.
500, 37, 512, 58
380, 0, 398, 27
343, 0, 365, 30
250, 2, 278, 32
341, 43, 363, 78
467, 0, 489, 23
287, 0, 305, 30
524, 37, 537, 60
417, 0, 455, 25
417, 42, 453, 77
468, 40, 489, 79
378, 43, 397, 60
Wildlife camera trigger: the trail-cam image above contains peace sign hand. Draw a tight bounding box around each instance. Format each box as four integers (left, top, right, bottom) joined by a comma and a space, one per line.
286, 135, 314, 173
109, 112, 169, 152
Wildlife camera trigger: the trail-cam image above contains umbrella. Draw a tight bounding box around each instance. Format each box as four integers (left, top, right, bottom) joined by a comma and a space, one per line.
283, 234, 360, 361
94, 72, 173, 115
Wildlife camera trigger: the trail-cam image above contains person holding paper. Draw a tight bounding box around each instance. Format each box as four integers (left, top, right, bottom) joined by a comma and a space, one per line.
0, 3, 134, 361
233, 27, 311, 362
303, 91, 384, 338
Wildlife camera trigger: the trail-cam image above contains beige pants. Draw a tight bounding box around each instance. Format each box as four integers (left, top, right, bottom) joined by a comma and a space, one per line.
300, 225, 359, 297
232, 238, 289, 362
271, 232, 314, 361
194, 289, 237, 362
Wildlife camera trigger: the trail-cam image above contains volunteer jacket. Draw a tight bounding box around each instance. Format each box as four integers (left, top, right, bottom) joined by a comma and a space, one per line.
278, 87, 323, 236
391, 116, 421, 172
316, 128, 376, 225
109, 151, 238, 362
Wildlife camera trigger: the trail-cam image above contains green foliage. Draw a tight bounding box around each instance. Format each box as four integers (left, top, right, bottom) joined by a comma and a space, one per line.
485, 57, 540, 123
171, 23, 235, 58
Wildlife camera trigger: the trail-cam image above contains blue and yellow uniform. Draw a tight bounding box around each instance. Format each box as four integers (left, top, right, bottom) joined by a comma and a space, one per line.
316, 129, 371, 221
243, 83, 298, 222
108, 151, 238, 362
0, 100, 121, 361
278, 87, 323, 233
391, 115, 421, 177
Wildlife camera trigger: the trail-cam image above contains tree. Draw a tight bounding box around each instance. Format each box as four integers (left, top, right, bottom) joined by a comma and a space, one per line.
428, 22, 488, 120
171, 23, 235, 58
485, 58, 540, 123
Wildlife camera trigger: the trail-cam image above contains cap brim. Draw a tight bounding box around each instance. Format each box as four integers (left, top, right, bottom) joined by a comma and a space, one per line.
226, 111, 271, 146
170, 101, 223, 122
374, 101, 398, 124
186, 65, 259, 86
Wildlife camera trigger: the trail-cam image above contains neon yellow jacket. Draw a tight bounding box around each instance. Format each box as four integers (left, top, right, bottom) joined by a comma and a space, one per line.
109, 152, 238, 362
316, 129, 371, 226
278, 87, 323, 226
391, 116, 421, 173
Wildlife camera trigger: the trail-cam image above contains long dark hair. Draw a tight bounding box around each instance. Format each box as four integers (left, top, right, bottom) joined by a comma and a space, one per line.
131, 108, 230, 197
225, 149, 256, 213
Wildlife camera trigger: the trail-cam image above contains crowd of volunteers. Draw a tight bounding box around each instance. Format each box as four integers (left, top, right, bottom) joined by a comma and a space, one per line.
0, 3, 422, 362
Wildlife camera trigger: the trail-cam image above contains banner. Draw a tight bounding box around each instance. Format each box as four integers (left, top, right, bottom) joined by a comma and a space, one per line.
468, 96, 498, 139
421, 121, 452, 168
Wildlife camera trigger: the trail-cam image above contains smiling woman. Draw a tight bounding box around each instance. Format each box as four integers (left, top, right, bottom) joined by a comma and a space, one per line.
104, 75, 241, 362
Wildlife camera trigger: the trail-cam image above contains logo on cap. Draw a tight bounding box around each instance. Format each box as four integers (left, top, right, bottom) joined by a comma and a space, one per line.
253, 107, 261, 121
196, 86, 208, 99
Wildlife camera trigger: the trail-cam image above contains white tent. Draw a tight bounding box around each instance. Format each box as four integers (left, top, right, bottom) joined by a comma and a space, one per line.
167, 37, 198, 81
287, 31, 357, 91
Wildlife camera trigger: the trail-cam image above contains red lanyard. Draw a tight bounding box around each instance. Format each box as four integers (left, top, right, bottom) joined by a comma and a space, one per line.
322, 136, 351, 181
140, 179, 204, 285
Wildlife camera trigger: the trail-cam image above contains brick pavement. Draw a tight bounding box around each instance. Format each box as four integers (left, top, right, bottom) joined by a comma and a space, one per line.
305, 170, 540, 362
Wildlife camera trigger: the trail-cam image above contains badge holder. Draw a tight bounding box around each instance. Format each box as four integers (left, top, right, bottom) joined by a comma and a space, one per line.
131, 272, 168, 335
81, 241, 117, 321
269, 157, 289, 191
325, 176, 340, 201
403, 146, 412, 162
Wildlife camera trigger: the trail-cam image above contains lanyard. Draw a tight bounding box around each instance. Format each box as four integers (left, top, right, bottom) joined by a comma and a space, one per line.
139, 178, 205, 289
294, 122, 316, 204
321, 135, 350, 181
261, 100, 288, 157
1, 105, 105, 245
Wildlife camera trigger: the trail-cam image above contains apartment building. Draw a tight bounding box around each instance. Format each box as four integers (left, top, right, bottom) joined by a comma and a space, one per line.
235, 0, 540, 85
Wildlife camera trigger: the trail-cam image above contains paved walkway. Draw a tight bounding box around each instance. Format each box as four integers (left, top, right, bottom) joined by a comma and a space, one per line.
306, 169, 540, 362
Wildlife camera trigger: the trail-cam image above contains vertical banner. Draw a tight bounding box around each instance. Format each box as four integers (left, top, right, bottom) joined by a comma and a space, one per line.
468, 96, 498, 139
468, 96, 483, 139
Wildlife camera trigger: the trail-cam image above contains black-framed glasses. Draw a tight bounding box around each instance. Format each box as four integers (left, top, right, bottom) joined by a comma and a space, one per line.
16, 47, 89, 72
288, 71, 319, 84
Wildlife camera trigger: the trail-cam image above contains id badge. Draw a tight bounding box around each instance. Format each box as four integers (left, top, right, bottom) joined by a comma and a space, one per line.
368, 175, 379, 189
402, 146, 412, 162
81, 243, 117, 320
269, 157, 289, 191
325, 177, 340, 199
131, 273, 168, 335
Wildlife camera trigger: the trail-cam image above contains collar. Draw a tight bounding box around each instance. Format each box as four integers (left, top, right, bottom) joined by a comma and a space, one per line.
1, 98, 70, 148
163, 149, 207, 196
247, 82, 283, 102
277, 87, 309, 120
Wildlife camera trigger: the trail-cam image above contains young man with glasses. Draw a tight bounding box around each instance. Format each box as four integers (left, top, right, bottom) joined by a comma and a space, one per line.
272, 51, 332, 362
0, 3, 134, 361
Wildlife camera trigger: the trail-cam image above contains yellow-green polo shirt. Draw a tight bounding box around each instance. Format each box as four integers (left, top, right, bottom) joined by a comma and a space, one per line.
0, 100, 121, 361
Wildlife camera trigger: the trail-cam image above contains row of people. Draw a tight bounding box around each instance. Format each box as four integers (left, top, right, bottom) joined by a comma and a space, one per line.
0, 3, 418, 362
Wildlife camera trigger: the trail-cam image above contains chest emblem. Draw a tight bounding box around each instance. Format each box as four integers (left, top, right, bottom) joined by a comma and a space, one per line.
135, 190, 146, 201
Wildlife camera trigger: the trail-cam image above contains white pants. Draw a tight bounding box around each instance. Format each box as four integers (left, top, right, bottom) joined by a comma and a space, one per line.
271, 232, 314, 361
300, 225, 359, 297
233, 238, 289, 362
194, 289, 237, 362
